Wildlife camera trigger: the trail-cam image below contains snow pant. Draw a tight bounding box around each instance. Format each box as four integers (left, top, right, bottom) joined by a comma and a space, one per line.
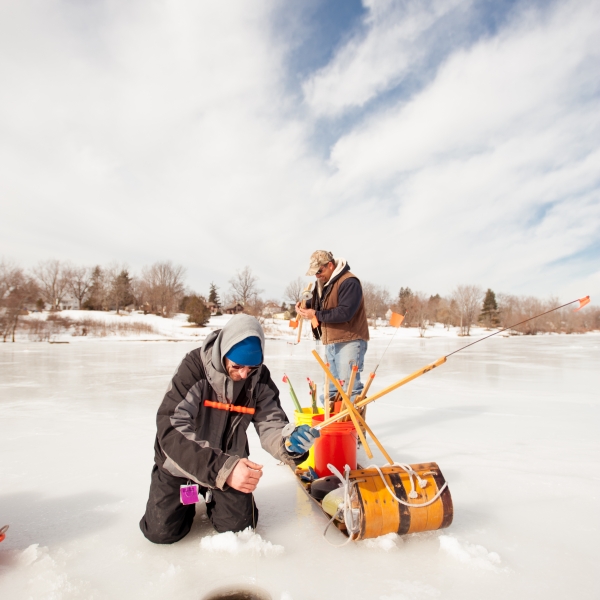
324, 339, 368, 401
139, 463, 259, 544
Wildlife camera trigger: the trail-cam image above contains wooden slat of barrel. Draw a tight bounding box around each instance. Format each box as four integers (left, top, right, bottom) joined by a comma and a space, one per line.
430, 467, 453, 529
389, 472, 411, 535
357, 476, 384, 539
351, 463, 453, 539
375, 472, 400, 537
422, 472, 444, 532
405, 472, 429, 534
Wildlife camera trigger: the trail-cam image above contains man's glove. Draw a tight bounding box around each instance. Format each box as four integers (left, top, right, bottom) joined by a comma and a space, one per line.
282, 424, 321, 454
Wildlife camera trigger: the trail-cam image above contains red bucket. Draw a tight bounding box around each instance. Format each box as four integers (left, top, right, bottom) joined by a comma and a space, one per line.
312, 414, 358, 478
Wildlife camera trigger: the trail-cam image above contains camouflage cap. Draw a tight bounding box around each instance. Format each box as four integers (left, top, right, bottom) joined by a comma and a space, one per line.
306, 250, 335, 276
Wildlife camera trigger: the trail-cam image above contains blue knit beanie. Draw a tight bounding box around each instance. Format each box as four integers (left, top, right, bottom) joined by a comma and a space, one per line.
225, 336, 262, 367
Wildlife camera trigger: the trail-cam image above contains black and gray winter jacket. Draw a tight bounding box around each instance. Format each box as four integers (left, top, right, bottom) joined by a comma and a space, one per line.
153, 315, 306, 490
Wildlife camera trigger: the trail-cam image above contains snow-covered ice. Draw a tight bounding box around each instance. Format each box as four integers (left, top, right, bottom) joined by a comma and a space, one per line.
1, 333, 599, 599
438, 535, 504, 572
200, 527, 284, 557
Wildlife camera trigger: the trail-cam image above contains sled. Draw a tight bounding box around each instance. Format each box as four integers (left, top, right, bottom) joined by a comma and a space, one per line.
294, 462, 453, 540
290, 352, 453, 541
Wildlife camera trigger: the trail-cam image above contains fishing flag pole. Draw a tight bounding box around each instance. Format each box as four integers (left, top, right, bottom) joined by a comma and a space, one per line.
445, 296, 591, 358
316, 296, 591, 429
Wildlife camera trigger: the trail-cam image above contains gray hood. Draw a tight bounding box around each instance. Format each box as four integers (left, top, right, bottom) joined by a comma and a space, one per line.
200, 314, 265, 403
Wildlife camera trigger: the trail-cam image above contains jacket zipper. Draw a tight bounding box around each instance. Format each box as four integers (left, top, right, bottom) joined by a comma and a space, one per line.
224, 374, 257, 451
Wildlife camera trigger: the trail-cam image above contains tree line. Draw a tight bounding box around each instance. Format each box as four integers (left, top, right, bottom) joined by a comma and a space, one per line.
1, 258, 598, 343
360, 284, 599, 336
282, 277, 598, 335
0, 259, 284, 342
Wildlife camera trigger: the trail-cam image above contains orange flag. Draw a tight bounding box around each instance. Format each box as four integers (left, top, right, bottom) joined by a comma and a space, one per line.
289, 319, 298, 329
574, 296, 590, 311
389, 312, 404, 328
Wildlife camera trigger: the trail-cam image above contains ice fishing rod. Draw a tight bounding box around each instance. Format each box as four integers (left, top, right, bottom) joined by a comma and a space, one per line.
445, 296, 591, 358
316, 295, 591, 429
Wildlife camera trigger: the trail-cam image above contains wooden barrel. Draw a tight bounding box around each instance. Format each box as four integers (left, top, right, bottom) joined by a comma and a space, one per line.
349, 462, 453, 540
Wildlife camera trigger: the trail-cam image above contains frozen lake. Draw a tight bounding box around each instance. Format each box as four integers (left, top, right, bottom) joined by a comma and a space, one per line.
1, 334, 599, 599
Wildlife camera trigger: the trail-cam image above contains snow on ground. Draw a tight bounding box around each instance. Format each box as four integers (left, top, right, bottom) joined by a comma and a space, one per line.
199, 527, 284, 557
18, 309, 529, 343
0, 334, 599, 599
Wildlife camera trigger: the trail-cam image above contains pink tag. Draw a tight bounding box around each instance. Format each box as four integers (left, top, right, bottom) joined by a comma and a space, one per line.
180, 484, 200, 505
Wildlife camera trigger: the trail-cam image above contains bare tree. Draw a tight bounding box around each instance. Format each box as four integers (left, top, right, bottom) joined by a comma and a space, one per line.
284, 277, 306, 307
228, 266, 263, 307
33, 259, 70, 310
130, 275, 145, 309
411, 291, 430, 337
244, 296, 266, 322
496, 293, 518, 329
67, 265, 92, 309
362, 281, 392, 322
436, 297, 458, 330
0, 260, 39, 342
452, 284, 483, 336
140, 261, 186, 317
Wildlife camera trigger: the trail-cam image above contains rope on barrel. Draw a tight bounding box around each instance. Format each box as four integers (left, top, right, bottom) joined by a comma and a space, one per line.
368, 463, 448, 508
322, 464, 360, 547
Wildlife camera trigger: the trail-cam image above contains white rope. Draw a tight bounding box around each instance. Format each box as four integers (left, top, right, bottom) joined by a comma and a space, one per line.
367, 463, 448, 508
319, 462, 449, 544
322, 507, 356, 547
321, 464, 361, 546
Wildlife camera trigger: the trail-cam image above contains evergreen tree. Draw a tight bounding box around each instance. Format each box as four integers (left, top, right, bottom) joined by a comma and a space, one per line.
208, 282, 220, 306
428, 293, 442, 323
480, 288, 499, 328
184, 295, 211, 326
397, 287, 413, 316
112, 269, 134, 314
83, 266, 105, 311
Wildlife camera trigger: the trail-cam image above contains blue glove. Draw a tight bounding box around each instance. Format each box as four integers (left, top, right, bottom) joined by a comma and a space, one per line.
285, 424, 320, 454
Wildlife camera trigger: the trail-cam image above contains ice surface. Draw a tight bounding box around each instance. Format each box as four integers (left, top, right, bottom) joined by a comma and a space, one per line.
1, 333, 599, 599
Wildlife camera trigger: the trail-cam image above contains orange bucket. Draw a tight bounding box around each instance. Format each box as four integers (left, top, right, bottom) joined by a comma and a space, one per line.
312, 414, 357, 478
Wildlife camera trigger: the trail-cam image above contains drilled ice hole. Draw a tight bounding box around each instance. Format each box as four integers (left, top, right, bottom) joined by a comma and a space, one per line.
201, 584, 272, 600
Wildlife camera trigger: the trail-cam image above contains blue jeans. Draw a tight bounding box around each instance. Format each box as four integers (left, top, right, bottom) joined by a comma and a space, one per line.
324, 339, 368, 402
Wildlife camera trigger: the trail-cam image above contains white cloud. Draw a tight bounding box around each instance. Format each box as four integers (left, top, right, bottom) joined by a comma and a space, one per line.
0, 0, 322, 292
302, 0, 471, 117
1, 0, 599, 303
316, 0, 600, 297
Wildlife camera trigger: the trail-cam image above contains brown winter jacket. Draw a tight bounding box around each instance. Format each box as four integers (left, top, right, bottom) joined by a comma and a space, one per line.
309, 263, 370, 345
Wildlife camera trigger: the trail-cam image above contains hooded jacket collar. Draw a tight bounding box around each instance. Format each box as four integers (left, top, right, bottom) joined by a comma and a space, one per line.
317, 257, 349, 298
200, 314, 265, 403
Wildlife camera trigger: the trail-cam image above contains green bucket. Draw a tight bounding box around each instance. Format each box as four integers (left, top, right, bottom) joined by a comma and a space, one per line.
294, 407, 323, 470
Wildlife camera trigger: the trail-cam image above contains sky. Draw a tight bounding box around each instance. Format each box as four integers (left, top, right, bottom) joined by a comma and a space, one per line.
1, 0, 599, 304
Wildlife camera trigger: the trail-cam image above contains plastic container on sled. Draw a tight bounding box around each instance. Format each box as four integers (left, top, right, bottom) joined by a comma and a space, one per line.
294, 408, 323, 469
311, 413, 357, 478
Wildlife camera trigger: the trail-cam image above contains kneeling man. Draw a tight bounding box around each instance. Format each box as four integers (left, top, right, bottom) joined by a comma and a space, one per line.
140, 314, 318, 543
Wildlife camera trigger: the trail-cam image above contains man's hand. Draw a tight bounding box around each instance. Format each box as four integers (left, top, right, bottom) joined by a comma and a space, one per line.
285, 424, 320, 454
296, 306, 316, 320
225, 458, 263, 493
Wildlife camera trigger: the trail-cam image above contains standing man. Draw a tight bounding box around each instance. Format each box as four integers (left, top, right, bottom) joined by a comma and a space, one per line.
296, 250, 369, 400
140, 314, 319, 544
